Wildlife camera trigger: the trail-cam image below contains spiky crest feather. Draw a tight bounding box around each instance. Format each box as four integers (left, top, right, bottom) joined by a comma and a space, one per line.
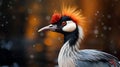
50, 6, 88, 36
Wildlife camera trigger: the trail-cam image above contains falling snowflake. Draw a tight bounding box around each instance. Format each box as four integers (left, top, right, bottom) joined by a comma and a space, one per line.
30, 54, 34, 59
1, 24, 4, 27
12, 15, 16, 19
28, 8, 33, 14
96, 11, 99, 14
103, 26, 107, 30
3, 15, 6, 18
5, 21, 8, 24
34, 18, 37, 21
102, 14, 105, 17
46, 15, 50, 21
108, 27, 112, 31
101, 34, 104, 37
101, 22, 104, 26
40, 32, 44, 36
33, 45, 36, 48
94, 29, 99, 35
95, 13, 98, 16
107, 14, 111, 19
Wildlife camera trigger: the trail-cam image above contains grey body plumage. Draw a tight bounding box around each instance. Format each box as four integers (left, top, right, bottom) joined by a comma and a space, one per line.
38, 8, 120, 67
58, 26, 120, 67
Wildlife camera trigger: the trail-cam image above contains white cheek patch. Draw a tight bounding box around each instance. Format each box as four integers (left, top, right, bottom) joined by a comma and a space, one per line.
62, 21, 76, 32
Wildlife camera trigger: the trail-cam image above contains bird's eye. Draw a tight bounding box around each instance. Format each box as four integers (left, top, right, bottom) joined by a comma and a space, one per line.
61, 22, 67, 26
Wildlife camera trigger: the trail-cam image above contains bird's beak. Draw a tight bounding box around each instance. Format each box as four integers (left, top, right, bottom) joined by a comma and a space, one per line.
38, 24, 57, 32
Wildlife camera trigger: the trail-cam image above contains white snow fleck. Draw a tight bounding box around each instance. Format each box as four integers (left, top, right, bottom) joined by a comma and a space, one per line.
94, 29, 99, 34
103, 26, 107, 30
107, 15, 111, 19
96, 11, 99, 14
13, 62, 19, 67
1, 24, 4, 27
57, 37, 61, 41
25, 17, 28, 20
7, 4, 10, 7
101, 34, 104, 37
102, 14, 105, 17
95, 35, 98, 37
3, 16, 6, 18
95, 13, 98, 16
6, 21, 8, 24
114, 51, 117, 54
111, 4, 114, 7
40, 32, 44, 36
98, 19, 101, 22
12, 15, 16, 19
30, 54, 34, 59
28, 8, 33, 14
33, 45, 36, 48
9, 6, 13, 9
108, 27, 112, 31
101, 22, 104, 26
46, 16, 50, 21
34, 18, 37, 21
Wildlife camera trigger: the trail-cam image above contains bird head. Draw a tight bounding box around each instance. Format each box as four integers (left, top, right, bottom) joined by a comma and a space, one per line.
38, 7, 85, 36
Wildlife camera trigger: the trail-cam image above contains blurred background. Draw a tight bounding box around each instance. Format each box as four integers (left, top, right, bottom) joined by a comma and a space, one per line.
0, 0, 120, 67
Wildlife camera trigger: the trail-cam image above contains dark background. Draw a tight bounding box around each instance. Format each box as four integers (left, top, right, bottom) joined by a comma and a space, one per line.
0, 0, 120, 67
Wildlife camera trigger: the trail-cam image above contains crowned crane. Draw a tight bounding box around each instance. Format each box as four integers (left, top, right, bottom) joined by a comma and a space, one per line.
38, 6, 120, 67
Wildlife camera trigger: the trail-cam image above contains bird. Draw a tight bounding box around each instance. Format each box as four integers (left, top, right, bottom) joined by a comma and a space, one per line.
38, 6, 120, 67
